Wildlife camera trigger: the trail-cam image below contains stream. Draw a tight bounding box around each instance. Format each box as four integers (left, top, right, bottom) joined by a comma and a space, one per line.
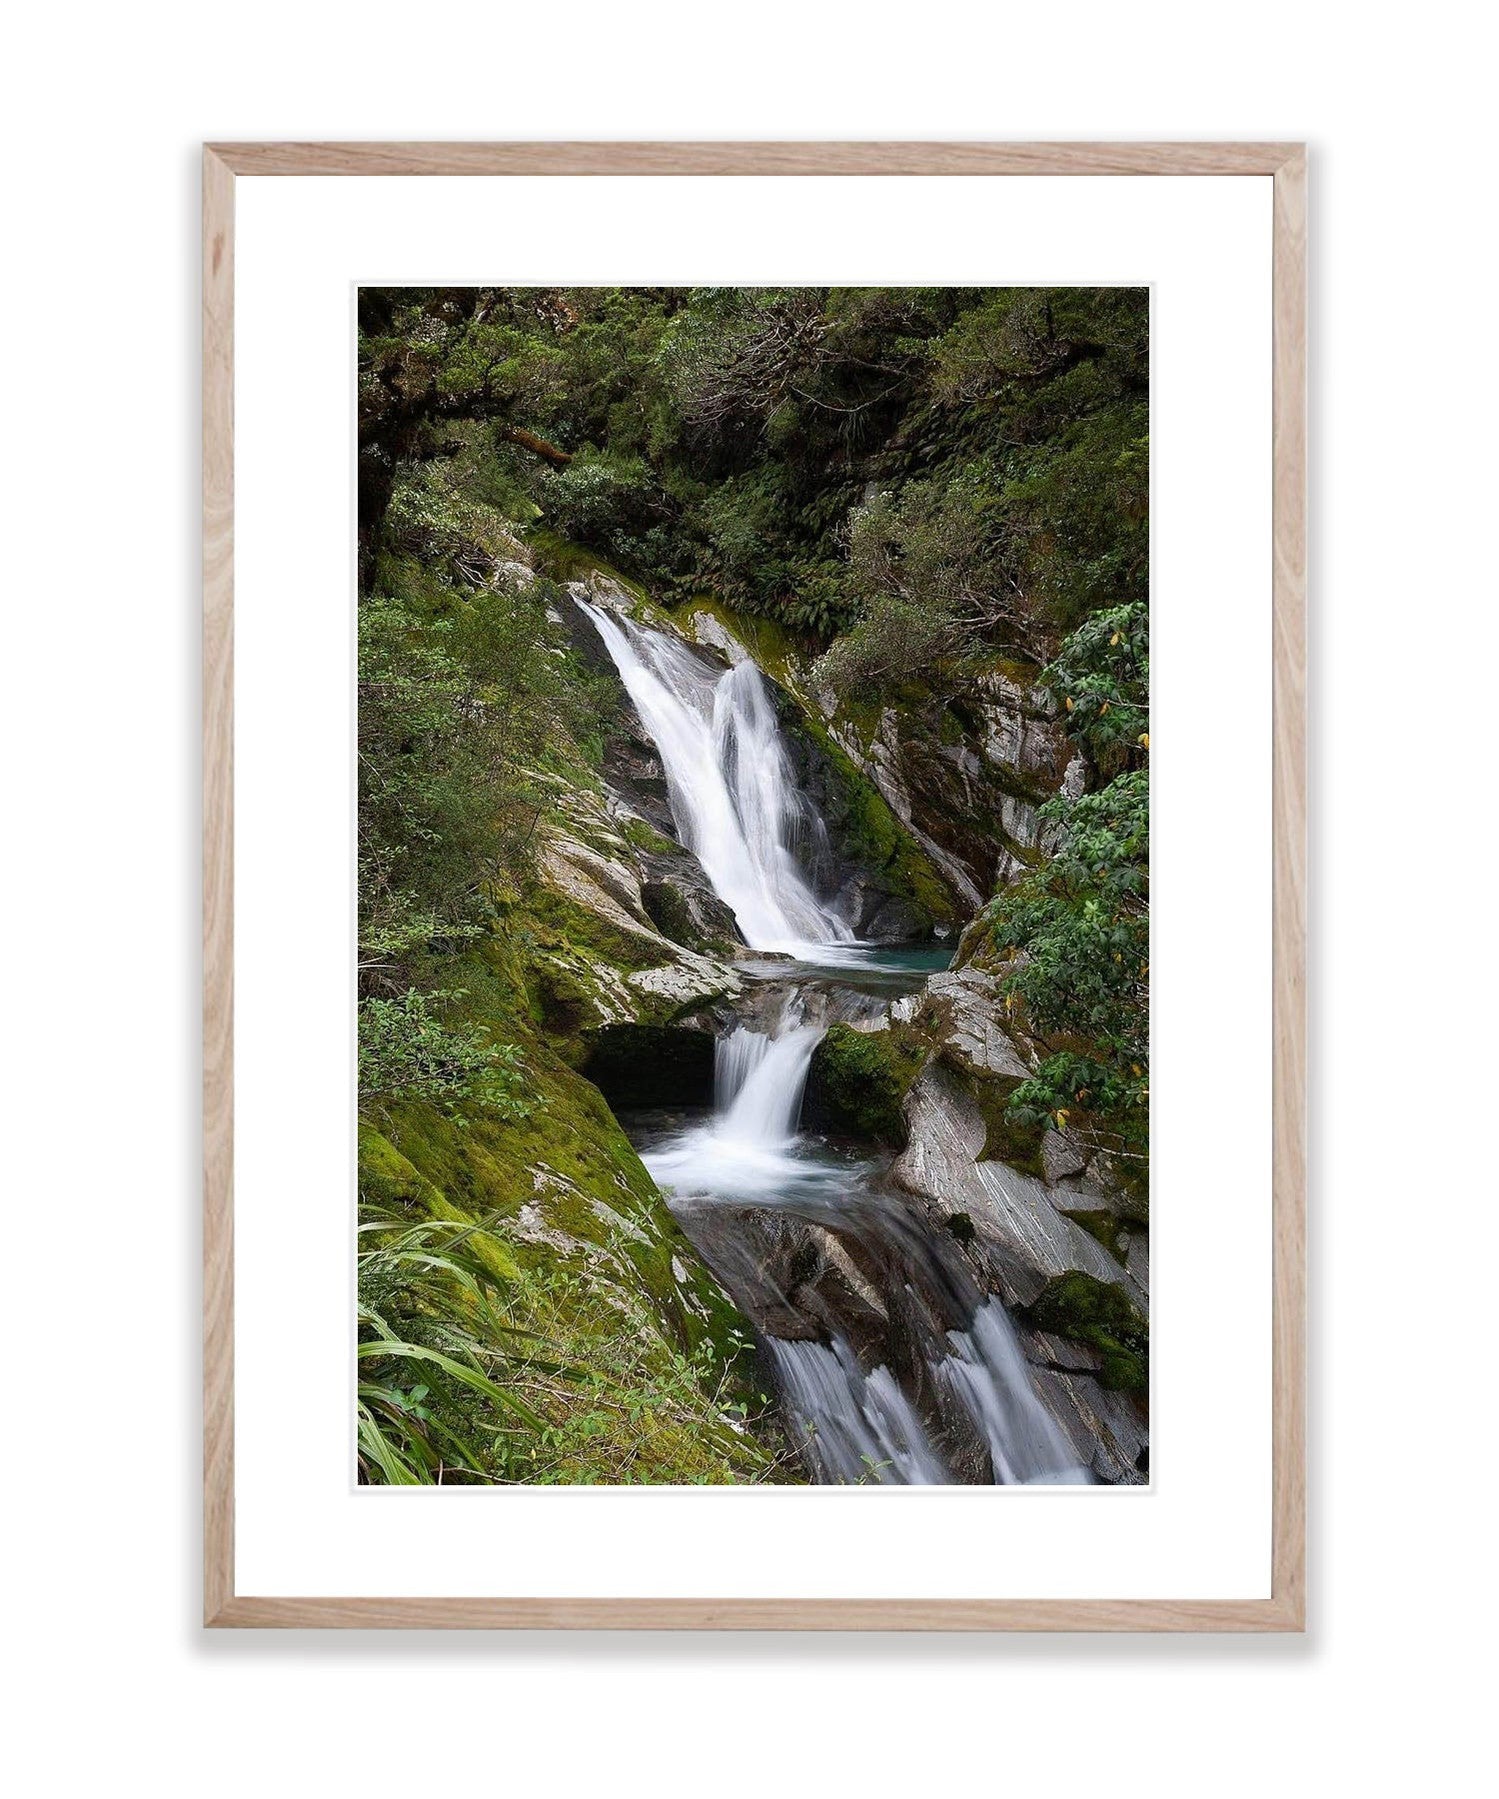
581, 600, 1089, 1485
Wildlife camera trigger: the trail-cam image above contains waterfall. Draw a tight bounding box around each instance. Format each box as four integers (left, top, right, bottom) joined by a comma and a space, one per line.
775, 1309, 1088, 1486
586, 597, 1093, 1486
578, 600, 853, 952
714, 1023, 822, 1145
940, 1300, 1091, 1484
768, 1336, 950, 1485
643, 1015, 826, 1204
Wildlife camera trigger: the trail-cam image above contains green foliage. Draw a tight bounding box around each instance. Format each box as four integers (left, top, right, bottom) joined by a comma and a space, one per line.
383, 458, 531, 576
537, 448, 664, 548
357, 1209, 787, 1485
986, 770, 1149, 1160
1001, 411, 1148, 631
353, 282, 1152, 1477
1044, 600, 1149, 770
925, 289, 1148, 632
357, 563, 589, 971
358, 989, 531, 1119
361, 284, 1147, 663
357, 495, 622, 1121
1025, 1271, 1148, 1395
820, 469, 1053, 693
359, 1085, 792, 1485
357, 1215, 549, 1484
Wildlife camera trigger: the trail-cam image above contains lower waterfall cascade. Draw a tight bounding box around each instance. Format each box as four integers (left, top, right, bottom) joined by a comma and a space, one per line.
582, 598, 1093, 1485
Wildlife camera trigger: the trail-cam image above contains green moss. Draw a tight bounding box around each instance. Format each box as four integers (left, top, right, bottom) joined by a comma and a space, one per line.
1024, 1271, 1148, 1396
1062, 1207, 1130, 1260
677, 594, 803, 688
933, 1060, 1048, 1178
638, 881, 715, 955
524, 888, 663, 1001
828, 691, 884, 751
524, 530, 682, 632
809, 724, 958, 924
358, 1122, 443, 1212
367, 1024, 785, 1482
977, 1088, 1047, 1177
965, 651, 1045, 689
621, 816, 681, 857
357, 1121, 521, 1281
806, 1023, 926, 1146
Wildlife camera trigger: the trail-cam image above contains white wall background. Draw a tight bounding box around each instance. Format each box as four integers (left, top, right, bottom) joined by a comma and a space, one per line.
5, 5, 1490, 1792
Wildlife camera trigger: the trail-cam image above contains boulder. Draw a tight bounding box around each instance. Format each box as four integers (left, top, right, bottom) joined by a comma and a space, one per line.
893, 1063, 1145, 1312
921, 968, 1032, 1082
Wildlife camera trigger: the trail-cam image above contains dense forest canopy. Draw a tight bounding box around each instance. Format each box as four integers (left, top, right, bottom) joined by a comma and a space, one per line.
355, 286, 1150, 1483
359, 285, 1147, 647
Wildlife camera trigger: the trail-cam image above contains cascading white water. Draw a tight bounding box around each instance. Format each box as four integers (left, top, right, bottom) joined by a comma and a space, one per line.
588, 599, 1094, 1486
578, 600, 853, 952
651, 1010, 1088, 1484
643, 1015, 826, 1204
769, 1336, 949, 1485
715, 1023, 823, 1145
769, 1293, 1087, 1487
940, 1300, 1091, 1485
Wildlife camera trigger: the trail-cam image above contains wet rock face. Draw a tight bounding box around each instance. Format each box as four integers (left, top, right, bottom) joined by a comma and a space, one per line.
604, 727, 678, 840
637, 860, 741, 956
922, 968, 1032, 1082
827, 873, 930, 944
823, 673, 1075, 904
758, 689, 950, 941
895, 1064, 1144, 1311
554, 587, 682, 840
890, 1062, 1147, 1484
537, 809, 744, 1037
674, 1200, 897, 1358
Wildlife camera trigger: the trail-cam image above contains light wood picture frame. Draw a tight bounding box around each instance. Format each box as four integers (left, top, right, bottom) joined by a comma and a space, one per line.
203, 140, 1306, 1631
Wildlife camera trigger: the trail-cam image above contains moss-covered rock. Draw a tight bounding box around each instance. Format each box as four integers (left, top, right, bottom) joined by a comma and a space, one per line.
810, 727, 959, 928
366, 1032, 784, 1483
958, 1071, 1049, 1180
621, 816, 682, 858
1061, 1206, 1131, 1261
1024, 1271, 1148, 1395
804, 1022, 926, 1146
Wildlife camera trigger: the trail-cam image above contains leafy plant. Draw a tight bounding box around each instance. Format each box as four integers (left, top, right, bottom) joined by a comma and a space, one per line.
1043, 600, 1149, 770
357, 1217, 552, 1484
987, 770, 1149, 1164
358, 989, 530, 1118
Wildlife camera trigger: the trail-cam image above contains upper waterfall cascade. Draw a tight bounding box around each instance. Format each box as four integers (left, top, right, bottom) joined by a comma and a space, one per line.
579, 601, 854, 952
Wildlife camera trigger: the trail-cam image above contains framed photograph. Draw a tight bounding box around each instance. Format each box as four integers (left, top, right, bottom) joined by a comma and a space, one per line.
204, 141, 1305, 1629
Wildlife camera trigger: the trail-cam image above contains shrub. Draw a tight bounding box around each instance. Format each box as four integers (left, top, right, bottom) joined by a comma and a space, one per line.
987, 771, 1148, 1165
358, 989, 530, 1119
539, 450, 662, 546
